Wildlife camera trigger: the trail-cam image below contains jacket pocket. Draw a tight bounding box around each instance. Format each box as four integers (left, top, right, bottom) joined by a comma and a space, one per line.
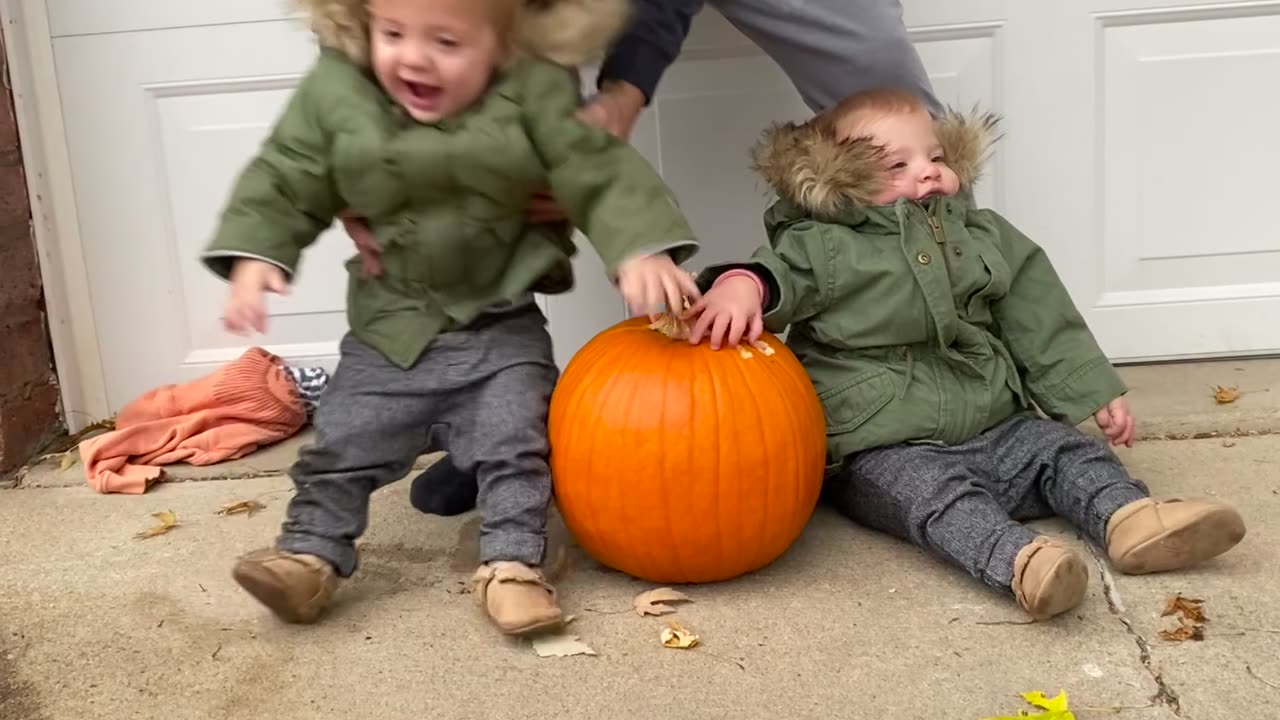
817, 368, 896, 436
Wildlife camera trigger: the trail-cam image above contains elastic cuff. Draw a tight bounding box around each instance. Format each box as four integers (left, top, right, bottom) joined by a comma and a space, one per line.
712, 269, 768, 306
479, 531, 547, 567
983, 522, 1039, 590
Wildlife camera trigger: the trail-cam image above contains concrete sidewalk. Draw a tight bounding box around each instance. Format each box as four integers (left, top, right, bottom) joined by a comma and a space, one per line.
2, 433, 1277, 720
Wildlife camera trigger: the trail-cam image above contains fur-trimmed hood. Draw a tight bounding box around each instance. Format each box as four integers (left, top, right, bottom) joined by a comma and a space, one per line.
750, 109, 1003, 220
292, 0, 631, 68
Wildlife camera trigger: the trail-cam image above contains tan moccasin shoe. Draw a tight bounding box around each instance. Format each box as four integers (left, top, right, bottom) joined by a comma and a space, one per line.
1012, 537, 1089, 621
232, 548, 338, 624
472, 561, 563, 636
1106, 498, 1246, 575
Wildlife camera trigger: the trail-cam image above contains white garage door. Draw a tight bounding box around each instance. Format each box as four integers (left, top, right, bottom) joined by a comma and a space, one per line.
44, 0, 1280, 413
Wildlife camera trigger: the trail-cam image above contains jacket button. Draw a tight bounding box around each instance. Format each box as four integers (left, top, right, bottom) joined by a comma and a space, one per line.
917, 252, 932, 265
953, 246, 963, 256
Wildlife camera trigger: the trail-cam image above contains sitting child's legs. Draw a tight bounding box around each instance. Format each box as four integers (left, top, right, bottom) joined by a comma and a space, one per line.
826, 438, 1088, 620
233, 334, 445, 624
988, 414, 1245, 575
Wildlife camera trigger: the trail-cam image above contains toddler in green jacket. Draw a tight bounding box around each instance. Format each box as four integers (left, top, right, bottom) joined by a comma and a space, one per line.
685, 88, 1245, 620
200, 0, 702, 636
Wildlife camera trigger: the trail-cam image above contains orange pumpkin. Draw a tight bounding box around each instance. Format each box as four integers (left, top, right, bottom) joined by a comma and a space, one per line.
547, 314, 827, 584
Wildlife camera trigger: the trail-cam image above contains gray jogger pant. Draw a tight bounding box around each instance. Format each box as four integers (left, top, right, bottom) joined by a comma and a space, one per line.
823, 414, 1150, 591
278, 301, 559, 577
710, 0, 940, 115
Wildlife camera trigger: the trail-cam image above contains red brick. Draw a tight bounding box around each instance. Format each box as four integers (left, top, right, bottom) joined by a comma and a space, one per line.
0, 383, 60, 473
0, 313, 52, 389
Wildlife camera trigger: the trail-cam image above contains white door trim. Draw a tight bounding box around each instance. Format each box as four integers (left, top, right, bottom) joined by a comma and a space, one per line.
1, 0, 109, 433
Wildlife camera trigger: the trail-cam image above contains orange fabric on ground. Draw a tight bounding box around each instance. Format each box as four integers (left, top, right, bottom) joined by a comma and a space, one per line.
80, 347, 307, 494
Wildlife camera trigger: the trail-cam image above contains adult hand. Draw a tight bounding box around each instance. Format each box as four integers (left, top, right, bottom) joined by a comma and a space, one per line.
524, 80, 648, 224
1094, 396, 1136, 448
340, 211, 384, 278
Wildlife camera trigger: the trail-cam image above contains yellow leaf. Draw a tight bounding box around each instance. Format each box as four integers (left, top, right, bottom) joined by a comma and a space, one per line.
134, 511, 179, 540
633, 587, 693, 617
660, 620, 699, 649
982, 690, 1075, 719
1212, 385, 1241, 404
59, 452, 77, 472
216, 499, 265, 517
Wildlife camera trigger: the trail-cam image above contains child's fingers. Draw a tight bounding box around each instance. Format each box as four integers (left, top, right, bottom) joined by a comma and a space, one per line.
688, 305, 715, 344
660, 274, 685, 317
708, 311, 731, 350
675, 269, 702, 301
726, 311, 747, 348
747, 313, 764, 343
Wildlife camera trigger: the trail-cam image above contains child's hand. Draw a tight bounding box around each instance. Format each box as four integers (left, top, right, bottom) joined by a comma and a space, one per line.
224, 259, 289, 335
616, 252, 701, 318
686, 276, 764, 349
1094, 396, 1135, 448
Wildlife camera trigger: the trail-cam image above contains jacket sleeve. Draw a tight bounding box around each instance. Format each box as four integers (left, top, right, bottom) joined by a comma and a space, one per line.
520, 61, 699, 276
596, 0, 706, 103
698, 220, 845, 334
201, 59, 342, 282
982, 210, 1128, 425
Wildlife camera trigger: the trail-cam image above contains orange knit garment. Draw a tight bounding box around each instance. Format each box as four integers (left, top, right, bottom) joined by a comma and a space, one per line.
80, 347, 308, 494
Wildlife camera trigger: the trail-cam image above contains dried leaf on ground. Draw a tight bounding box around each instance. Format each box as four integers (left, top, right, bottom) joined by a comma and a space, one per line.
1159, 594, 1207, 642
1162, 594, 1207, 623
1212, 385, 1241, 404
59, 452, 77, 472
633, 587, 693, 617
982, 690, 1075, 720
660, 620, 700, 650
134, 511, 179, 540
1159, 621, 1205, 642
216, 499, 265, 517
531, 634, 596, 658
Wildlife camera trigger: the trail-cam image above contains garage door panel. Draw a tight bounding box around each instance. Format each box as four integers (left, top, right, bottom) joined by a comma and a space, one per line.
48, 0, 292, 38
1095, 5, 1280, 358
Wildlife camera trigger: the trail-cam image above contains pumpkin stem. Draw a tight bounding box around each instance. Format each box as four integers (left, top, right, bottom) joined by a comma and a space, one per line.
647, 313, 691, 340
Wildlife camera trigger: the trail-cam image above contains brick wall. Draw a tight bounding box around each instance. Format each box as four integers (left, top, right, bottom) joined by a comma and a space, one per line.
0, 29, 61, 475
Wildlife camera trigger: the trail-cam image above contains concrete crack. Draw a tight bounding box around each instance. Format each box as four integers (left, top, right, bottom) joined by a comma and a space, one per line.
1084, 541, 1184, 717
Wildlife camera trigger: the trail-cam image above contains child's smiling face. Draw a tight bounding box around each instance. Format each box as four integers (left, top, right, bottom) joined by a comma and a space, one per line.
368, 0, 509, 123
837, 108, 961, 206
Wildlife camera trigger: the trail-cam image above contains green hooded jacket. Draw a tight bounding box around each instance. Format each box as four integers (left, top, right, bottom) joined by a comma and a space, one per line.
697, 111, 1127, 464
201, 0, 698, 368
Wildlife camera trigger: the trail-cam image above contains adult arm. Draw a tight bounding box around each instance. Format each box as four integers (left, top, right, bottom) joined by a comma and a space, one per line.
596, 0, 706, 104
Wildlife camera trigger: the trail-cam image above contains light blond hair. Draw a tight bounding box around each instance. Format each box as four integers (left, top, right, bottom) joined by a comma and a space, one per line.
815, 87, 929, 138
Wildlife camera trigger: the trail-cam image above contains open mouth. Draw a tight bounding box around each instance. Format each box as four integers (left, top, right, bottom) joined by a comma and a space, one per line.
402, 80, 442, 106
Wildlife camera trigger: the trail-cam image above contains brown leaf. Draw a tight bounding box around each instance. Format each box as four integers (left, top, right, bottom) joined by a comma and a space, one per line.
134, 511, 179, 540
1212, 385, 1241, 404
216, 499, 265, 517
1159, 620, 1205, 642
1162, 594, 1207, 623
660, 619, 700, 649
633, 587, 693, 617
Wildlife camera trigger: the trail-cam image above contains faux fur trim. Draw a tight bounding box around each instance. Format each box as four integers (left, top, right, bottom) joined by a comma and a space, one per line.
291, 0, 630, 67
750, 108, 1003, 218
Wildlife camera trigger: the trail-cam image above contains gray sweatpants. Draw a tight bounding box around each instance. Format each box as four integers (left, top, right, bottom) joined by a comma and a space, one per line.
278, 301, 558, 577
823, 415, 1149, 591
711, 0, 940, 115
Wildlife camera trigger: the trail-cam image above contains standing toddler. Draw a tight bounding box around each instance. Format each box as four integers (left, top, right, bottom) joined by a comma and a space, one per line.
201, 0, 701, 635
